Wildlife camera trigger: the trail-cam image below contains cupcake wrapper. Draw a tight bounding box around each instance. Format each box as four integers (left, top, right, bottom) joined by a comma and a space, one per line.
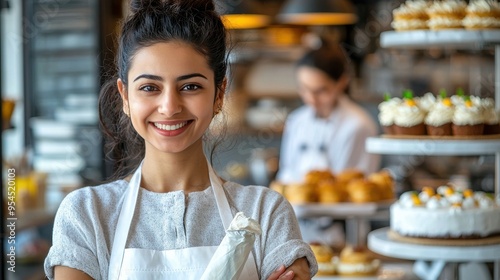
394, 123, 427, 135
452, 124, 484, 136
382, 124, 395, 135
426, 123, 452, 136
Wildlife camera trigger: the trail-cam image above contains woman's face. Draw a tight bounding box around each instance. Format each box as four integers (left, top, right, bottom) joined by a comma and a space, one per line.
296, 66, 346, 118
118, 41, 223, 155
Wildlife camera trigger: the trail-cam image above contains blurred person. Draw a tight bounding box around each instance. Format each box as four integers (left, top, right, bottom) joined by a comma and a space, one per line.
277, 40, 380, 184
276, 40, 381, 246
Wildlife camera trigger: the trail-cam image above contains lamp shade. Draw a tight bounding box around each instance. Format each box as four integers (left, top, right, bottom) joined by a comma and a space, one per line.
277, 0, 358, 26
217, 0, 270, 29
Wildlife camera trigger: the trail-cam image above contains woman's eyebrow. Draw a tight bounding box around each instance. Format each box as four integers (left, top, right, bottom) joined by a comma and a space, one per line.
176, 73, 208, 81
133, 73, 207, 82
133, 74, 163, 82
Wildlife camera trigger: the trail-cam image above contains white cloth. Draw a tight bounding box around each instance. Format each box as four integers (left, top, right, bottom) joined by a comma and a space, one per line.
277, 96, 380, 183
44, 167, 318, 279
108, 160, 258, 279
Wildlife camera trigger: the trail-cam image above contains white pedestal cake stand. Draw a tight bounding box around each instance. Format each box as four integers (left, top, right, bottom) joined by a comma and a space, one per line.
368, 228, 500, 280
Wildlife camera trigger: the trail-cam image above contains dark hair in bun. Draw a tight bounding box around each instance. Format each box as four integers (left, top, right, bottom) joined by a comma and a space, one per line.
130, 0, 216, 15
98, 0, 228, 178
297, 40, 350, 82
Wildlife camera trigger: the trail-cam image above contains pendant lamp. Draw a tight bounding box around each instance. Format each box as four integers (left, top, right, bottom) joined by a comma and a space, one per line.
217, 0, 270, 29
277, 0, 358, 26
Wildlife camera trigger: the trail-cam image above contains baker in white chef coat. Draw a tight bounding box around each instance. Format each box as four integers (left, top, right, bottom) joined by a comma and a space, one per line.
43, 1, 317, 279
277, 41, 380, 184
276, 40, 381, 245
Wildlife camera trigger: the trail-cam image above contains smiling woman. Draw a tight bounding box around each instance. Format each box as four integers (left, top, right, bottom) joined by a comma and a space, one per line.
117, 42, 218, 160
42, 0, 317, 280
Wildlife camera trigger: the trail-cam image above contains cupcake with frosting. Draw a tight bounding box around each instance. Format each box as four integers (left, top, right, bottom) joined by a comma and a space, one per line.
452, 96, 485, 136
391, 0, 431, 31
481, 98, 500, 134
394, 90, 427, 135
463, 0, 500, 29
378, 94, 402, 135
425, 91, 454, 136
426, 0, 467, 29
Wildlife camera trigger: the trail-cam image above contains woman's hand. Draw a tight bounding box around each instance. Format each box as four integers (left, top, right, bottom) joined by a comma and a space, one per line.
267, 257, 311, 280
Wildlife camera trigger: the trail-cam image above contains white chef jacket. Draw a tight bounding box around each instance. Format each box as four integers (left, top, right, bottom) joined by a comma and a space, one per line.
277, 95, 380, 183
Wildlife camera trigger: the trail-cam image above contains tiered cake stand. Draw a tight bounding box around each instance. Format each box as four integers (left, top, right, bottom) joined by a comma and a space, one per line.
365, 29, 500, 280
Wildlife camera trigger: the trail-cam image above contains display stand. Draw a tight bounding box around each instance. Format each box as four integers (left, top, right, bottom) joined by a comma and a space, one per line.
368, 228, 500, 280
366, 30, 500, 280
376, 29, 500, 203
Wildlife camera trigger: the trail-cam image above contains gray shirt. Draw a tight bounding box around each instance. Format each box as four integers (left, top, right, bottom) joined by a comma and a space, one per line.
44, 179, 318, 279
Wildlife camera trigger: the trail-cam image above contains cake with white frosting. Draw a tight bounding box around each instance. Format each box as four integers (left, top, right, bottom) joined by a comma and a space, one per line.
390, 186, 500, 239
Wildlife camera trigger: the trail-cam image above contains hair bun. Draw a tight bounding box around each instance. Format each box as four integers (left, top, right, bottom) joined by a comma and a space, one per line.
129, 0, 215, 15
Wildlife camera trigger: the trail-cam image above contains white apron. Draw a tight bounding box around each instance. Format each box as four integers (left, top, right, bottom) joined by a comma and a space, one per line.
107, 160, 259, 280
295, 120, 330, 177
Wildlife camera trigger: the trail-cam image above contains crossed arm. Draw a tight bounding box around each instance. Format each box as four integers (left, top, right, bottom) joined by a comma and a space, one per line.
54, 257, 311, 280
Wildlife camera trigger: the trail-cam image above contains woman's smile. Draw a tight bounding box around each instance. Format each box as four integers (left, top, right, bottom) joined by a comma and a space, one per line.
151, 120, 193, 136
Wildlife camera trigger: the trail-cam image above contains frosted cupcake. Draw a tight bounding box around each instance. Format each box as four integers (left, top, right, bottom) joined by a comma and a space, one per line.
425, 97, 454, 136
426, 0, 467, 29
452, 97, 485, 136
394, 91, 427, 135
463, 0, 500, 29
481, 98, 500, 135
378, 95, 402, 134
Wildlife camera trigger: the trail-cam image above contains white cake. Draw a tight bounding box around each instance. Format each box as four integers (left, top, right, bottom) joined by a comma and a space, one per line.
390, 186, 500, 238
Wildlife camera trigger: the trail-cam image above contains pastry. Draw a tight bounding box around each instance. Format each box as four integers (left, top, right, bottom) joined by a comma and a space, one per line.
318, 179, 348, 203
463, 0, 500, 30
310, 242, 336, 276
347, 179, 380, 203
378, 95, 402, 135
452, 96, 485, 136
393, 90, 427, 135
426, 0, 467, 30
368, 170, 395, 201
336, 169, 364, 183
425, 95, 454, 136
334, 246, 380, 276
304, 170, 335, 186
391, 0, 431, 31
285, 183, 316, 204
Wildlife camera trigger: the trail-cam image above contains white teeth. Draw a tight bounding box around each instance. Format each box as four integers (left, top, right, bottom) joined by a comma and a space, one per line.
154, 121, 188, 131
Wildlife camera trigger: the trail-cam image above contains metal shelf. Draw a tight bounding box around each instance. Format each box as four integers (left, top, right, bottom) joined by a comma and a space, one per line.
366, 137, 500, 156
380, 30, 500, 50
